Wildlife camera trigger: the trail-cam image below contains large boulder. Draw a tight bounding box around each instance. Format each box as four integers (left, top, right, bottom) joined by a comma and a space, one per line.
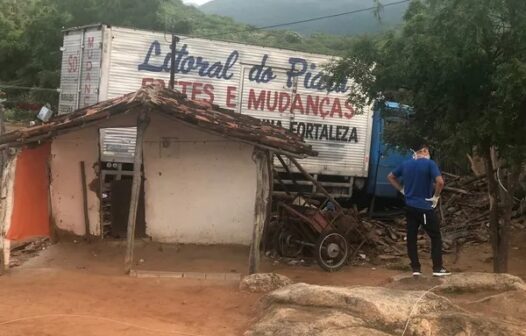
247, 282, 526, 336
244, 305, 392, 336
240, 273, 293, 293
408, 313, 526, 336
264, 283, 459, 330
466, 290, 526, 324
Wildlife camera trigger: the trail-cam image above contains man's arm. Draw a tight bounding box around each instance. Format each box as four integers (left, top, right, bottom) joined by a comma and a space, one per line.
425, 161, 444, 208
388, 172, 404, 193
429, 160, 444, 196
434, 175, 445, 196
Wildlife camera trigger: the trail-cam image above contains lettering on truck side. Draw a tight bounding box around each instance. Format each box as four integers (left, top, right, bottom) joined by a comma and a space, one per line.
262, 120, 358, 143
135, 40, 363, 150
138, 41, 349, 93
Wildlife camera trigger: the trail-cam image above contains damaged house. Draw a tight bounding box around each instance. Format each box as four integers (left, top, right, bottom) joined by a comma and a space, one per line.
0, 86, 315, 273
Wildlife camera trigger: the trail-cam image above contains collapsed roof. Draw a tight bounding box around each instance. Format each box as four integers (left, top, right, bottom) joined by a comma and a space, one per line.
0, 86, 316, 157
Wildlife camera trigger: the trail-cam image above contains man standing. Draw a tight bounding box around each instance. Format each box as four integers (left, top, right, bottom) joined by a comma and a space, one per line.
387, 143, 451, 277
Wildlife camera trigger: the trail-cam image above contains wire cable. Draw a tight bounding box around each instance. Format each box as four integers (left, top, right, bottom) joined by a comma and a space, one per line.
400, 285, 441, 336
1, 1, 410, 93
180, 0, 411, 41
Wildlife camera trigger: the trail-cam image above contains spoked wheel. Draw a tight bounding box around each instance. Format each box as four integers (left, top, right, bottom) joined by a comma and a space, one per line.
276, 227, 304, 258
315, 230, 349, 272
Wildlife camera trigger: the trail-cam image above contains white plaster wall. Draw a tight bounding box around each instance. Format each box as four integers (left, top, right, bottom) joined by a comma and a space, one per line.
50, 114, 136, 236
143, 113, 257, 245
50, 111, 258, 244
50, 127, 99, 235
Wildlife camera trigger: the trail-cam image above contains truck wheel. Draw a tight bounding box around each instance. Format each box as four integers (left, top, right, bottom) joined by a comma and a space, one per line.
315, 231, 348, 272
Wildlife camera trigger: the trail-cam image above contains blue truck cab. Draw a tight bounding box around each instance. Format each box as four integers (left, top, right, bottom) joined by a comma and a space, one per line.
367, 101, 413, 199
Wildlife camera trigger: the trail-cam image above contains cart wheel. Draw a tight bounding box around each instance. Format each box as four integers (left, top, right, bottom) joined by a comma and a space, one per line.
276, 227, 304, 258
315, 231, 348, 272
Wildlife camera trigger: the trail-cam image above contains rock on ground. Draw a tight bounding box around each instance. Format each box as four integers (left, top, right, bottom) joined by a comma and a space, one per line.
246, 281, 526, 336
264, 283, 458, 330
466, 290, 526, 324
408, 312, 526, 336
239, 273, 293, 293
437, 272, 526, 292
244, 305, 391, 336
389, 272, 526, 293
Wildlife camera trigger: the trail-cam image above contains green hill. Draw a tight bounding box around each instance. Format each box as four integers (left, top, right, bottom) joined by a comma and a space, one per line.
200, 0, 408, 35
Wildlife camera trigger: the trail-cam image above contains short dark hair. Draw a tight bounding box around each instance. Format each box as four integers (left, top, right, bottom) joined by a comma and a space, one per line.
418, 143, 430, 151
411, 141, 429, 151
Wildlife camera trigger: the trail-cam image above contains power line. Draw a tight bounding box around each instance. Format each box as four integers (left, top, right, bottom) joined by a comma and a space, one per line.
181, 0, 410, 41
3, 1, 411, 95
0, 84, 59, 92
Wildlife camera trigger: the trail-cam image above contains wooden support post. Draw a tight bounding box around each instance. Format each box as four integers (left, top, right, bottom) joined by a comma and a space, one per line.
261, 151, 274, 253
0, 154, 17, 272
124, 112, 150, 274
275, 153, 301, 189
249, 148, 270, 274
80, 161, 90, 240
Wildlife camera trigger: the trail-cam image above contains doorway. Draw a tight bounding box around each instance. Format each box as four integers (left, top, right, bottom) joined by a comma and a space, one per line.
98, 127, 146, 239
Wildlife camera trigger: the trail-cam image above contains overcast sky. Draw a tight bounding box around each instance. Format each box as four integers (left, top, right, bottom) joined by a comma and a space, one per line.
182, 0, 212, 6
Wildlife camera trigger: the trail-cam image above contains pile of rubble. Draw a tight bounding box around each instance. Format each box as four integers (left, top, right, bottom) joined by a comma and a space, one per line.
265, 173, 524, 268
8, 237, 50, 268
363, 174, 492, 259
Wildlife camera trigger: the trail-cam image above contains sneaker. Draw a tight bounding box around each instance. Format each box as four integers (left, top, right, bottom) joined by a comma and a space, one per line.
433, 268, 452, 277
412, 268, 422, 276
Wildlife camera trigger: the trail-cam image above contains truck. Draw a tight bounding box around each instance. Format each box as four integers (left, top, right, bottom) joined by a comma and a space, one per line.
58, 24, 410, 199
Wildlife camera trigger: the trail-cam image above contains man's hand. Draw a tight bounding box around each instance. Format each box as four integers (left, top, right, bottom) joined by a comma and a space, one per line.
425, 195, 440, 208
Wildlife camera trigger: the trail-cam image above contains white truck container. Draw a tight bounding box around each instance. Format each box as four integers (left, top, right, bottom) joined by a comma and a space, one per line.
59, 24, 373, 197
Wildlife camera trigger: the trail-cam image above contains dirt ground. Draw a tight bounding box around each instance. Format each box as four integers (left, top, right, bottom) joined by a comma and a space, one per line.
0, 228, 525, 336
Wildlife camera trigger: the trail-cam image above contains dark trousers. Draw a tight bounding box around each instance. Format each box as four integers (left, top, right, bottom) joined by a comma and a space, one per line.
406, 206, 443, 271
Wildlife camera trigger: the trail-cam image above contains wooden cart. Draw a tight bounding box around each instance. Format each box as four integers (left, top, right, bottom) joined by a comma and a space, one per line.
271, 154, 368, 272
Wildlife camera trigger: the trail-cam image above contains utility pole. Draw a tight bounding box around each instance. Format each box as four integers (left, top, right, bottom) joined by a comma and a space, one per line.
168, 34, 180, 90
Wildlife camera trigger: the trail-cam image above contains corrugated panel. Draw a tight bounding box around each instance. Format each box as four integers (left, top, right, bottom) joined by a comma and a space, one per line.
58, 27, 103, 114
99, 127, 136, 163
78, 28, 102, 108
65, 25, 373, 178
58, 31, 82, 114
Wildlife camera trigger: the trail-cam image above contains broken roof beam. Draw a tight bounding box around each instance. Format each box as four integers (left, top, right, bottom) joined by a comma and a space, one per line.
286, 155, 343, 212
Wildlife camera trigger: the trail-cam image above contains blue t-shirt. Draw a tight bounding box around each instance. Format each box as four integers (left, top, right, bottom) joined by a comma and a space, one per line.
392, 158, 441, 210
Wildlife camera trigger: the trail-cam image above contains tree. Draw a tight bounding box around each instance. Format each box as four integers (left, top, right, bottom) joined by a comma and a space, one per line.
327, 0, 526, 272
